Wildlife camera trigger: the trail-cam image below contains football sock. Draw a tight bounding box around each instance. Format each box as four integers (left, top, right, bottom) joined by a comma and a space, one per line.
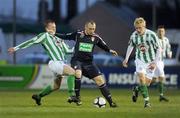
39, 85, 53, 98
158, 81, 164, 96
99, 84, 113, 104
75, 78, 81, 97
67, 75, 75, 96
135, 85, 140, 91
139, 85, 149, 101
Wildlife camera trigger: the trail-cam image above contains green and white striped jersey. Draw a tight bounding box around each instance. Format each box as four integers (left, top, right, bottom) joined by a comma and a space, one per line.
158, 37, 171, 61
129, 29, 160, 63
14, 32, 72, 61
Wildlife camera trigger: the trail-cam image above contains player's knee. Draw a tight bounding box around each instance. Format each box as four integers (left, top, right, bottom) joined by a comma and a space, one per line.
63, 65, 75, 76
75, 70, 82, 78
138, 73, 145, 80
68, 67, 75, 75
159, 76, 164, 81
94, 75, 105, 86
138, 73, 144, 78
146, 80, 151, 86
137, 73, 146, 84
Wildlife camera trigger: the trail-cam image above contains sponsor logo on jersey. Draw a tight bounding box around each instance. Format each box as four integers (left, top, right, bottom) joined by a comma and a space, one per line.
79, 43, 93, 52
138, 43, 149, 53
54, 38, 62, 47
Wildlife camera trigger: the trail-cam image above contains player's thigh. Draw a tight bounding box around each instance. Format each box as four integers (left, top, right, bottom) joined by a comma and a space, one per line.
71, 60, 82, 78
145, 63, 156, 80
145, 69, 155, 80
145, 77, 152, 86
136, 72, 147, 84
154, 69, 164, 79
154, 67, 160, 78
135, 59, 146, 74
48, 60, 64, 75
63, 64, 75, 75
83, 63, 102, 84
135, 59, 147, 83
135, 59, 155, 81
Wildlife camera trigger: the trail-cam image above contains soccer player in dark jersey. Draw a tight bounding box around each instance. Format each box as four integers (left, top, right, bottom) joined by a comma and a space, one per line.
56, 20, 118, 107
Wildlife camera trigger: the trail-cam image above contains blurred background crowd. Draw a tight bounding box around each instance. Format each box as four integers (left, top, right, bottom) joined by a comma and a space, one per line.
0, 0, 180, 67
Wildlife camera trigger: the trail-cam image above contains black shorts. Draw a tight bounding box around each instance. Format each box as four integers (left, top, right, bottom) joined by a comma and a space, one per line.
71, 60, 102, 79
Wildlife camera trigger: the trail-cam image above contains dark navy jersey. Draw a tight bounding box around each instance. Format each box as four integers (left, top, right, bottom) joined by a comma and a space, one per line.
56, 30, 110, 62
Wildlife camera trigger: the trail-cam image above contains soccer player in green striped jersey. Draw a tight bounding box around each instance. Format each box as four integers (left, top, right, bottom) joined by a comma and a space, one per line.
122, 17, 161, 108
153, 25, 172, 102
8, 20, 77, 105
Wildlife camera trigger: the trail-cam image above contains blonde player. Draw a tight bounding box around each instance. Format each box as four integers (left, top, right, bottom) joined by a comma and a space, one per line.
122, 17, 161, 108
153, 25, 172, 102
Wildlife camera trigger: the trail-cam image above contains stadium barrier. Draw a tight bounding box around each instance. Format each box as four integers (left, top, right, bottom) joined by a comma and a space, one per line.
0, 65, 180, 89
0, 65, 67, 89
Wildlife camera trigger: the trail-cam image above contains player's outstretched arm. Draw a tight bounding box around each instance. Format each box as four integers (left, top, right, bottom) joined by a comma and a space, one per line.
7, 33, 46, 54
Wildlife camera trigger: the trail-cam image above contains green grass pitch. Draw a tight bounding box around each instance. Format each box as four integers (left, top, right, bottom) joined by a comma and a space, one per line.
0, 89, 180, 118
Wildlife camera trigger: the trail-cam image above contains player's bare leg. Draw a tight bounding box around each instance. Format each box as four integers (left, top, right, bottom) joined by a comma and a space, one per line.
63, 65, 75, 75
32, 75, 63, 106
134, 73, 151, 108
62, 65, 79, 103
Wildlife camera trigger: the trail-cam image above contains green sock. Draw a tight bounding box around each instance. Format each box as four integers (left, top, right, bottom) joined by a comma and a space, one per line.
135, 85, 140, 91
139, 85, 149, 101
67, 75, 75, 96
158, 81, 164, 96
39, 85, 53, 98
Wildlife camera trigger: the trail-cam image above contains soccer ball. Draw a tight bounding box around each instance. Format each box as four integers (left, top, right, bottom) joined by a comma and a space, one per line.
93, 97, 106, 108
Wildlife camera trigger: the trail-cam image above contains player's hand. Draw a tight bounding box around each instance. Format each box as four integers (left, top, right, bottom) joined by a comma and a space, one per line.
167, 52, 172, 59
122, 59, 128, 68
110, 49, 118, 56
148, 62, 156, 70
8, 47, 15, 54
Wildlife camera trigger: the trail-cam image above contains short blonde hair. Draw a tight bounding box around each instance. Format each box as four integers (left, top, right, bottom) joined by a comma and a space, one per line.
134, 17, 146, 27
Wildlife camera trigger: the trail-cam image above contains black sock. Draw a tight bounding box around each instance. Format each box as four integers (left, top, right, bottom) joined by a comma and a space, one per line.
75, 78, 81, 98
99, 84, 113, 105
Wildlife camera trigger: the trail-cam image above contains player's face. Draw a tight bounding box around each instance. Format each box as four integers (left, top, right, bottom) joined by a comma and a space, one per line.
85, 23, 96, 35
46, 22, 56, 35
135, 24, 145, 35
157, 28, 165, 39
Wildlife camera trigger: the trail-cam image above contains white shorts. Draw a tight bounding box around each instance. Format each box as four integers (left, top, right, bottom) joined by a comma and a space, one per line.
135, 59, 155, 80
154, 61, 165, 78
48, 60, 65, 75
